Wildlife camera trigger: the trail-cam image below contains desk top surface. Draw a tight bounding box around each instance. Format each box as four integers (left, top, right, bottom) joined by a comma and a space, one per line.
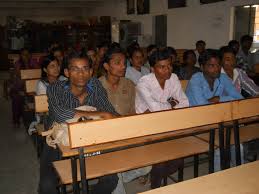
139, 161, 259, 194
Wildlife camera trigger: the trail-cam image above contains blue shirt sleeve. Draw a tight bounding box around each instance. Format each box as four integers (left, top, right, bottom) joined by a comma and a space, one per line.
219, 74, 243, 102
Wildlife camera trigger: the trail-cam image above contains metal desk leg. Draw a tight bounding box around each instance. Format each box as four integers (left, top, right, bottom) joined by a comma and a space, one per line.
233, 120, 241, 166
194, 155, 199, 177
71, 157, 79, 194
218, 123, 226, 170
209, 129, 215, 173
79, 147, 88, 194
225, 127, 231, 169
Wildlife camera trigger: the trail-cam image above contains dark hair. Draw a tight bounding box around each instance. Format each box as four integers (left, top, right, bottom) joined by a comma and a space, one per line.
228, 40, 239, 47
67, 53, 92, 69
240, 35, 253, 44
196, 40, 206, 46
148, 49, 171, 67
147, 44, 157, 55
41, 55, 58, 78
183, 50, 196, 63
110, 42, 121, 49
129, 47, 143, 59
51, 46, 63, 55
166, 47, 177, 57
127, 41, 140, 55
220, 46, 235, 59
97, 41, 110, 49
198, 49, 220, 66
103, 47, 125, 64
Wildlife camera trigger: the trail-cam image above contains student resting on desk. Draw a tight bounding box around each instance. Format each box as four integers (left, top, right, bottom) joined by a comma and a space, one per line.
185, 50, 244, 171
39, 53, 119, 194
135, 49, 189, 188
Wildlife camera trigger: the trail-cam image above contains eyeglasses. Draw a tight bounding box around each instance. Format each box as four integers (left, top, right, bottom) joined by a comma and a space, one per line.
69, 66, 90, 73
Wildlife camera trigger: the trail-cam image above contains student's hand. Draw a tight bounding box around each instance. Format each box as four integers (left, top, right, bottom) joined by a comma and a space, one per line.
167, 97, 179, 108
208, 96, 220, 103
99, 112, 115, 119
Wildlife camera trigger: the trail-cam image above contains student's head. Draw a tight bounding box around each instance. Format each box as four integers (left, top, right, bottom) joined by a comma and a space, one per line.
129, 48, 144, 70
64, 54, 93, 88
86, 47, 97, 65
196, 40, 206, 54
147, 44, 157, 57
127, 41, 140, 56
97, 41, 109, 58
240, 35, 253, 52
20, 48, 31, 63
183, 50, 197, 67
199, 50, 221, 80
228, 40, 239, 55
41, 55, 60, 79
51, 47, 64, 65
221, 47, 236, 73
166, 47, 177, 64
103, 47, 126, 78
149, 49, 172, 81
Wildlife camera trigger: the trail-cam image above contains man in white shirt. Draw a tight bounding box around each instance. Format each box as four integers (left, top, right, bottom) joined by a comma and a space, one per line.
135, 49, 189, 188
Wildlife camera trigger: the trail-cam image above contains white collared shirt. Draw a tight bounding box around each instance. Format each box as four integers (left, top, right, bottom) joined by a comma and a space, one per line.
125, 66, 150, 85
135, 73, 189, 113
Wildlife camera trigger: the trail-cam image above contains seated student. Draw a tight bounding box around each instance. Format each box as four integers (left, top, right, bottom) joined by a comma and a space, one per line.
125, 47, 150, 85
51, 46, 67, 76
194, 40, 206, 68
175, 50, 201, 80
166, 46, 181, 74
36, 55, 66, 95
135, 49, 189, 188
99, 47, 135, 116
221, 48, 259, 97
39, 54, 119, 194
228, 40, 240, 56
186, 50, 243, 106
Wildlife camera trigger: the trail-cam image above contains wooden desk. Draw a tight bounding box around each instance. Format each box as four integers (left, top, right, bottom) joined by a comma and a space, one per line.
53, 136, 209, 184
139, 160, 259, 194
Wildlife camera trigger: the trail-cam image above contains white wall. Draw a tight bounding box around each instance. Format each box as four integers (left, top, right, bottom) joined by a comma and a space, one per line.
90, 0, 259, 49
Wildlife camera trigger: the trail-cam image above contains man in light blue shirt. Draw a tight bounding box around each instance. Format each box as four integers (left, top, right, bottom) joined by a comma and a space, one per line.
186, 50, 244, 172
186, 50, 243, 106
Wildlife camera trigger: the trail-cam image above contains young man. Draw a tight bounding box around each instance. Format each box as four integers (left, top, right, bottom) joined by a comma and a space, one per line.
99, 47, 135, 116
194, 40, 206, 67
135, 49, 189, 188
39, 54, 119, 194
186, 50, 243, 171
125, 48, 150, 85
236, 35, 253, 72
186, 50, 243, 106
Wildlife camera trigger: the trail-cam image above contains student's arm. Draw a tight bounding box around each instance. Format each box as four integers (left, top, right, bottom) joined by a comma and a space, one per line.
220, 74, 243, 102
136, 79, 166, 112
239, 69, 259, 96
171, 75, 189, 108
187, 76, 210, 105
47, 85, 76, 123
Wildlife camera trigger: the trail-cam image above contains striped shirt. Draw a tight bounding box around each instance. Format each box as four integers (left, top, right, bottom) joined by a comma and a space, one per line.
46, 77, 118, 128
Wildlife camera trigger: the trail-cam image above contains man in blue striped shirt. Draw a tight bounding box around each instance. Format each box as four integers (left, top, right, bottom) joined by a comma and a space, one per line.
39, 54, 119, 194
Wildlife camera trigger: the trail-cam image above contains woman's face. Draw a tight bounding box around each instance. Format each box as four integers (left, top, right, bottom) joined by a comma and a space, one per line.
186, 53, 197, 67
46, 60, 60, 78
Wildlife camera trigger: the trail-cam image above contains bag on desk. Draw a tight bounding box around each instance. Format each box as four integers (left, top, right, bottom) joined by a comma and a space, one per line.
43, 105, 101, 148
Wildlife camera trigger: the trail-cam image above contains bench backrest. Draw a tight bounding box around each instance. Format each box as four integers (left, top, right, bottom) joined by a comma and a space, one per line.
20, 69, 41, 80
68, 98, 259, 148
34, 95, 48, 113
25, 79, 39, 94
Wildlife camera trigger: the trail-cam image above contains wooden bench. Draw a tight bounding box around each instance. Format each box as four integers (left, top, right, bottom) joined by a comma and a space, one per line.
53, 98, 259, 194
139, 160, 259, 194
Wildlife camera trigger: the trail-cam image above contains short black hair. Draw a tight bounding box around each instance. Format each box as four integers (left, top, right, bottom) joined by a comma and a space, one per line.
220, 46, 235, 58
148, 49, 171, 67
166, 47, 177, 57
183, 50, 196, 63
147, 44, 157, 54
41, 55, 58, 78
198, 49, 220, 66
129, 47, 143, 59
240, 35, 253, 44
103, 46, 125, 64
67, 53, 92, 69
51, 46, 63, 54
196, 40, 206, 46
97, 41, 109, 49
228, 40, 239, 47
